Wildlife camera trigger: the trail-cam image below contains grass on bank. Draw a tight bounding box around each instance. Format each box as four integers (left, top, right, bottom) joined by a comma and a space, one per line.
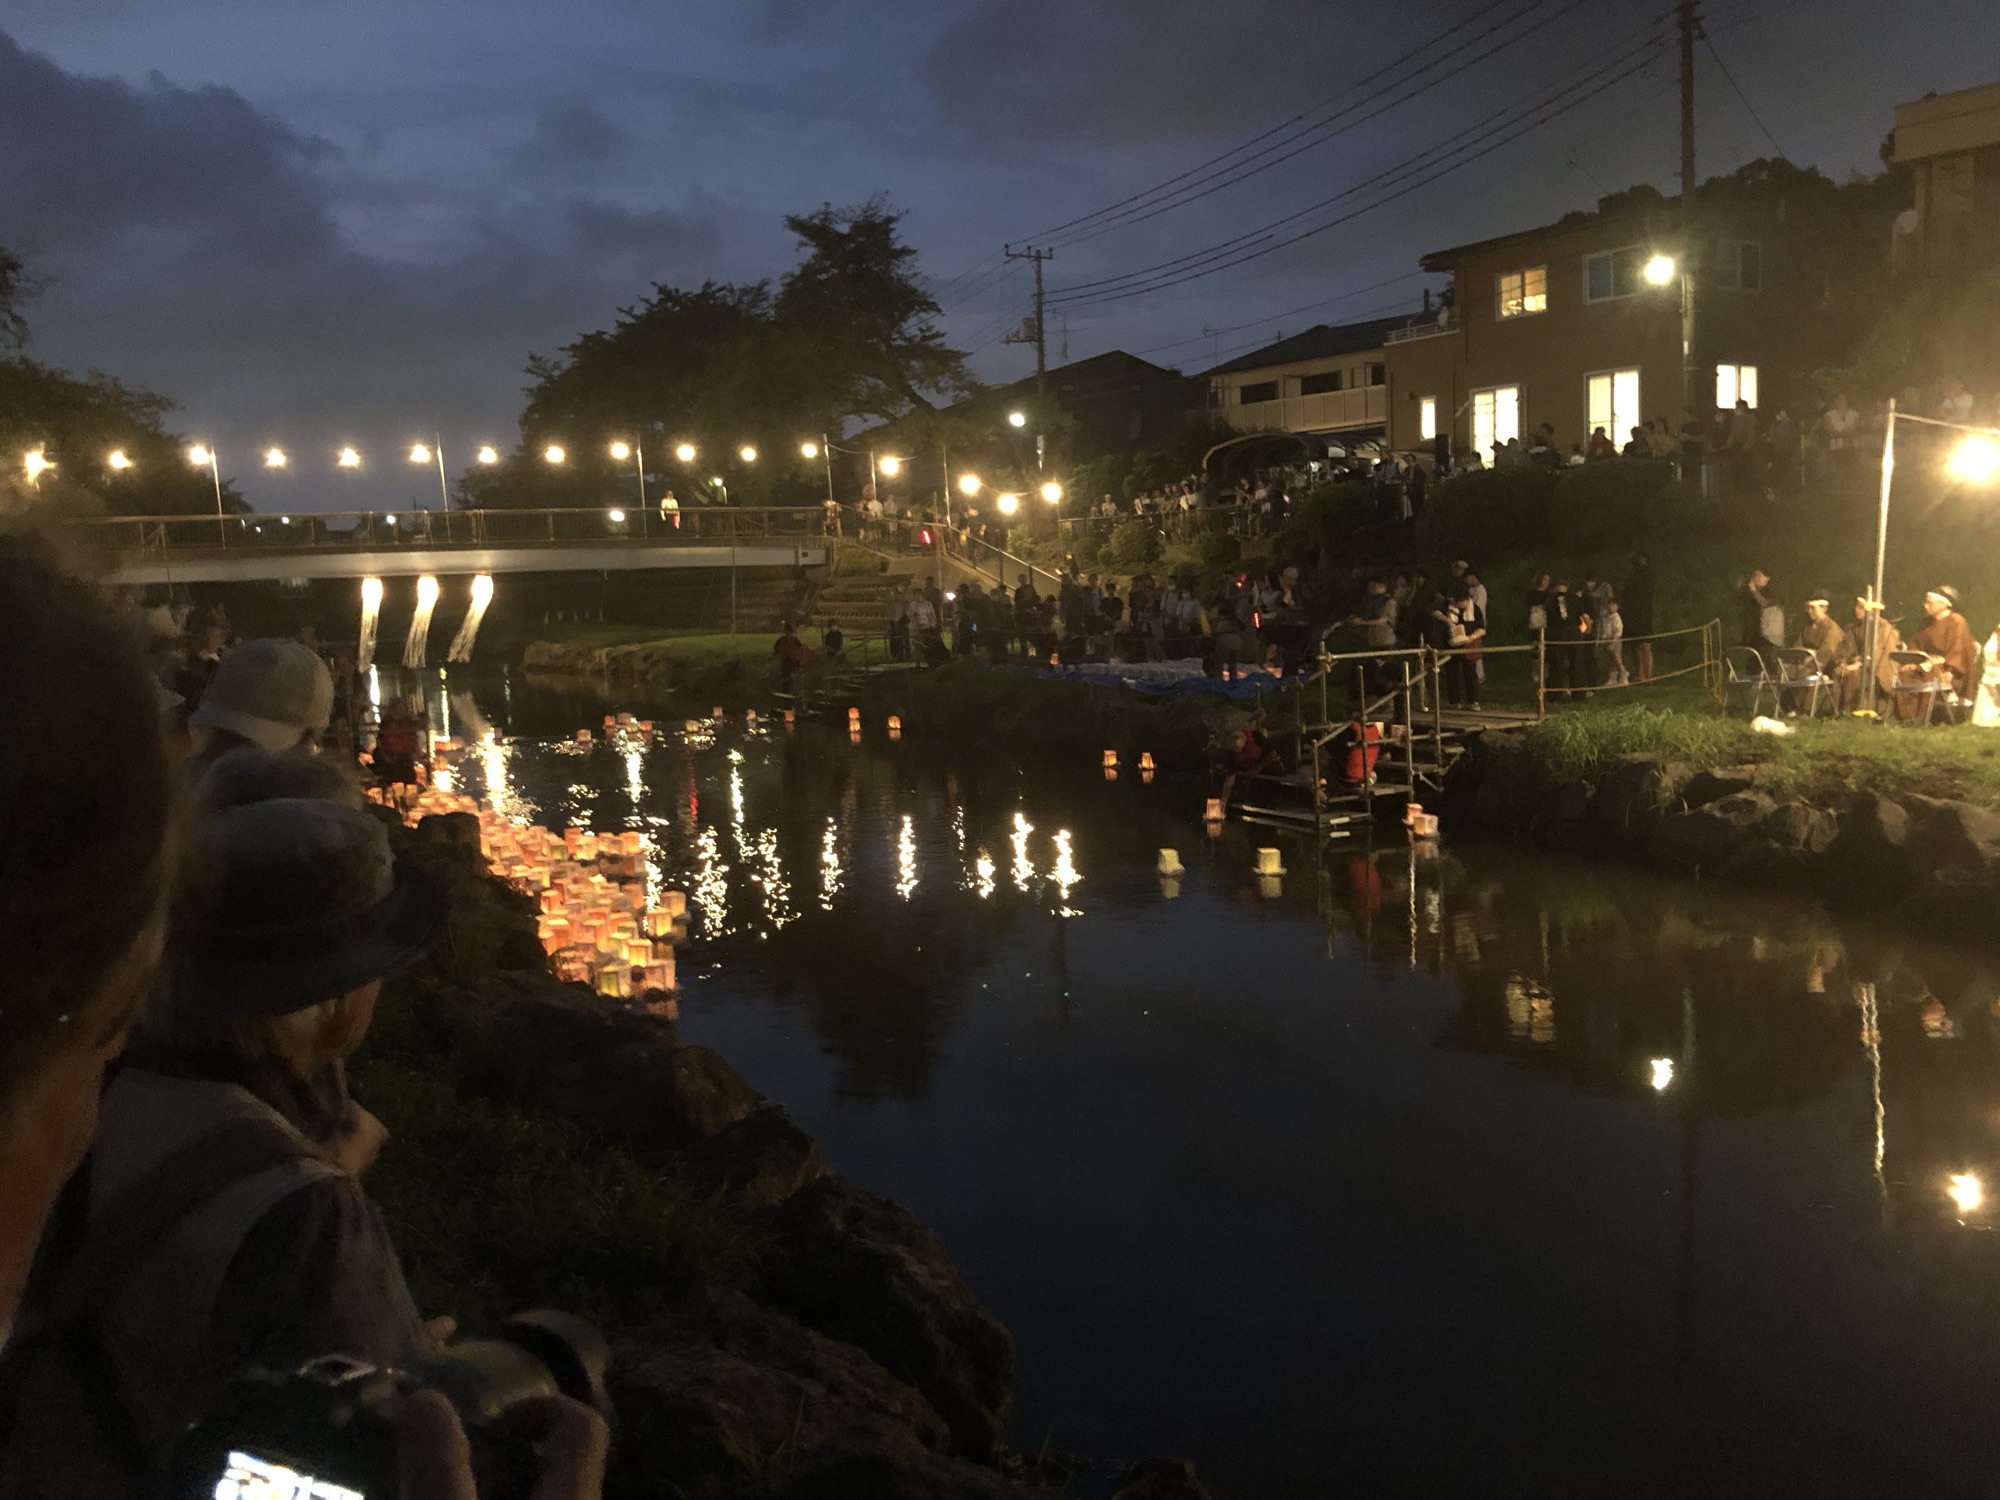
1520, 701, 2000, 808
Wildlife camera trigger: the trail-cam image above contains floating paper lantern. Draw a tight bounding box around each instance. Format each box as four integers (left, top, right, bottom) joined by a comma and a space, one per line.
1255, 847, 1287, 877
848, 707, 862, 726
618, 831, 643, 855
1204, 798, 1225, 822
1102, 749, 1119, 769
712, 706, 724, 720
1139, 752, 1156, 772
661, 891, 689, 919
1403, 801, 1424, 827
1157, 849, 1184, 875
575, 729, 592, 745
746, 708, 758, 724
783, 709, 795, 727
887, 715, 902, 733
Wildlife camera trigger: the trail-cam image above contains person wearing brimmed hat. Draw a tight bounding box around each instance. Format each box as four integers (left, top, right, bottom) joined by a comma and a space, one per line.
42, 797, 446, 1471
187, 638, 334, 767
1904, 585, 1976, 719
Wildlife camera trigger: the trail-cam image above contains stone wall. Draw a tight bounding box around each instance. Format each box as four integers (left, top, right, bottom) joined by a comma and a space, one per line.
1441, 730, 2000, 931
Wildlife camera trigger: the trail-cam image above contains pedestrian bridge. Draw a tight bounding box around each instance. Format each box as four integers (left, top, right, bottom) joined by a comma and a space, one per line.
65, 506, 830, 587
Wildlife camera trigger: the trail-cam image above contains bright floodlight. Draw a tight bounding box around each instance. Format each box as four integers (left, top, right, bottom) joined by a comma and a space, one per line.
675, 442, 697, 463
609, 441, 631, 461
470, 574, 495, 606
608, 508, 627, 523
337, 447, 362, 468
23, 449, 52, 482
958, 473, 981, 496
1949, 1173, 1984, 1214
710, 476, 725, 488
415, 574, 441, 608
544, 444, 566, 464
106, 449, 132, 471
738, 445, 758, 464
1643, 253, 1678, 287
1947, 435, 2000, 486
879, 455, 901, 477
1040, 481, 1063, 504
187, 444, 213, 466
800, 441, 820, 460
1007, 410, 1027, 429
264, 447, 288, 468
476, 445, 500, 465
409, 443, 432, 464
1649, 1057, 1674, 1092
360, 575, 385, 610
996, 491, 1020, 515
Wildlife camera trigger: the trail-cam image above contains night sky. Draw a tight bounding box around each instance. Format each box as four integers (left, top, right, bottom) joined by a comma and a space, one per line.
0, 0, 1986, 510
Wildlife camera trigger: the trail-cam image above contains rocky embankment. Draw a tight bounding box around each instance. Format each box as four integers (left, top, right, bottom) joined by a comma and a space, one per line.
1444, 730, 2000, 926
522, 639, 770, 706
394, 818, 1218, 1500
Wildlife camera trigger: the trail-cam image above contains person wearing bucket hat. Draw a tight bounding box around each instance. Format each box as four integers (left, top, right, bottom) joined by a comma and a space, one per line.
187, 638, 334, 768
35, 798, 450, 1474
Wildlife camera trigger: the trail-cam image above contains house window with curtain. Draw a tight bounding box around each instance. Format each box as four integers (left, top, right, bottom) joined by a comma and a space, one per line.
1586, 370, 1642, 446
1497, 266, 1548, 319
1471, 386, 1521, 462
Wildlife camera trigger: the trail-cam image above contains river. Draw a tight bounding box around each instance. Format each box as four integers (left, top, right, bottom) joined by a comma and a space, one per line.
410, 665, 2000, 1498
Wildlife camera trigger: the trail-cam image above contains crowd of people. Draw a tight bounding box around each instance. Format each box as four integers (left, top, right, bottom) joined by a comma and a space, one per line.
0, 537, 608, 1497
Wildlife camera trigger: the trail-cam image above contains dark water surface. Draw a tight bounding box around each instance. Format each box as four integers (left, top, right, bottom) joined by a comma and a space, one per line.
423, 668, 2000, 1498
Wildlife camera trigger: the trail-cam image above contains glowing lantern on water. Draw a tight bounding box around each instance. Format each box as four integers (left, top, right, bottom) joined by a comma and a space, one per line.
783, 709, 796, 727
712, 706, 724, 720
746, 709, 758, 723
887, 715, 902, 733
1157, 849, 1184, 875
848, 707, 862, 727
1204, 798, 1225, 822
1139, 752, 1156, 772
575, 729, 592, 745
1256, 847, 1287, 877
661, 890, 689, 919
1102, 749, 1119, 770
618, 831, 643, 856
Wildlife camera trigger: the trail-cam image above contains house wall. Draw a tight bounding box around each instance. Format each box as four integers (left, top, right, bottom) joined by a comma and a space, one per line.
1208, 350, 1387, 434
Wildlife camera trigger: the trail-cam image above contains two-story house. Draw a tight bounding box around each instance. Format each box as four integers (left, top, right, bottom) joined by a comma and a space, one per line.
1202, 314, 1418, 451
1892, 79, 2000, 274
1386, 187, 1818, 462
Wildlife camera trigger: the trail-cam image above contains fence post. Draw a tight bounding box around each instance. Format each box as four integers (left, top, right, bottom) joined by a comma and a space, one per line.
1536, 631, 1547, 719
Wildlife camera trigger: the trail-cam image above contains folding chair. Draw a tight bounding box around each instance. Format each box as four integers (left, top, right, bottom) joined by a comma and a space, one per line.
1722, 647, 1774, 717
1887, 649, 1950, 724
1773, 647, 1835, 719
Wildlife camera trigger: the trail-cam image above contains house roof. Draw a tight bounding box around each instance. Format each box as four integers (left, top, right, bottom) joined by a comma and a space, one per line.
1201, 313, 1418, 378
1418, 205, 1665, 271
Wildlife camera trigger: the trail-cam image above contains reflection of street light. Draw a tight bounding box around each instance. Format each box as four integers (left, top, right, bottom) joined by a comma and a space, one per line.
958, 473, 981, 496
476, 445, 500, 465
799, 441, 819, 460
738, 445, 758, 464
1007, 411, 1027, 429
544, 444, 566, 464
1643, 253, 1678, 287
1949, 1172, 1984, 1215
1040, 480, 1063, 504
1948, 435, 2000, 486
675, 442, 697, 464
1649, 1057, 1675, 1092
106, 449, 132, 471
879, 455, 901, 476
264, 447, 288, 468
996, 491, 1019, 515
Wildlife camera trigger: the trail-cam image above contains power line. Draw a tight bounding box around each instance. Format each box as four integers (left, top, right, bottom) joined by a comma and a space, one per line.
1130, 271, 1428, 357
1045, 23, 1671, 310
1703, 35, 1788, 159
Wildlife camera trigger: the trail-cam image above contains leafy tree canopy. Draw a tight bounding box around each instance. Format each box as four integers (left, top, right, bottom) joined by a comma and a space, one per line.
467, 200, 972, 509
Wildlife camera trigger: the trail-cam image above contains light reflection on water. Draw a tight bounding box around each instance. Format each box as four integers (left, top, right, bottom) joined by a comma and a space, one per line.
405, 667, 2000, 1497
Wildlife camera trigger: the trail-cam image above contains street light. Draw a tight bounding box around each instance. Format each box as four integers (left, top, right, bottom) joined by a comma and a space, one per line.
609, 441, 631, 461
738, 445, 758, 464
544, 444, 566, 464
1949, 1172, 1984, 1215
800, 441, 819, 460
264, 447, 288, 468
187, 443, 225, 516
996, 492, 1019, 515
609, 439, 648, 512
411, 436, 450, 509
1948, 435, 2000, 486
106, 449, 132, 471
879, 455, 901, 477
608, 508, 627, 524
476, 446, 500, 465
1643, 253, 1678, 287
958, 473, 982, 496
1007, 411, 1027, 429
409, 443, 432, 464
675, 442, 697, 464
23, 449, 52, 483
1040, 480, 1063, 505
337, 447, 362, 468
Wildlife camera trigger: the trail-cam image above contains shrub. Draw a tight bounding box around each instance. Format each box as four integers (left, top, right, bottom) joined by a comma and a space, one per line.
1101, 517, 1163, 572
1548, 459, 1705, 555
1192, 529, 1241, 569
1415, 466, 1559, 560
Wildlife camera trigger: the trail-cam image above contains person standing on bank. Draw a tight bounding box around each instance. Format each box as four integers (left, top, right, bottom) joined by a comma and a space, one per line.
1622, 553, 1655, 682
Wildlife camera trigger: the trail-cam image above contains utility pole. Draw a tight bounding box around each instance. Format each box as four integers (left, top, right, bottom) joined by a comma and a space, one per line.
1005, 244, 1053, 469
1678, 0, 1700, 423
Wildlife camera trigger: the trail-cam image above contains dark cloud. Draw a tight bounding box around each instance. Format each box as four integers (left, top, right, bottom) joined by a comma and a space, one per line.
512, 101, 629, 176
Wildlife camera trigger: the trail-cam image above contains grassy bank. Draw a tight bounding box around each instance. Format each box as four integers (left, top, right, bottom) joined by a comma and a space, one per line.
1519, 702, 2000, 808
521, 631, 782, 710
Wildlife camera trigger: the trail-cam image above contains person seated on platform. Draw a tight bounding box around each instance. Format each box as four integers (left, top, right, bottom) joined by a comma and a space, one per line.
1836, 595, 1901, 713
1787, 589, 1846, 712
1902, 585, 1977, 717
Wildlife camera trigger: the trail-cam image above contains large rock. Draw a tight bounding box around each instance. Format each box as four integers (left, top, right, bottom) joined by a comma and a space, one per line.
1822, 791, 1911, 889
607, 1286, 950, 1500
680, 1103, 833, 1205
1651, 790, 1781, 877
1588, 754, 1675, 845
1763, 800, 1838, 858
756, 1176, 1016, 1464
1902, 795, 2000, 879
471, 971, 762, 1153
1111, 1458, 1221, 1500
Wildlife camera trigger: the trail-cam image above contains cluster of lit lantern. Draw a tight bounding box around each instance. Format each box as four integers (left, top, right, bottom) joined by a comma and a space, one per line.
1101, 749, 1156, 783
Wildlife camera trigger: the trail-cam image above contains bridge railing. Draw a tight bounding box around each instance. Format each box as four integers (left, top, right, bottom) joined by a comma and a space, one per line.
59, 506, 831, 559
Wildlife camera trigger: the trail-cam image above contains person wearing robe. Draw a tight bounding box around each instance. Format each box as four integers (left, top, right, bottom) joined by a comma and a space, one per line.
1836, 596, 1901, 713
1973, 623, 2000, 729
1788, 591, 1846, 714
1903, 585, 1977, 718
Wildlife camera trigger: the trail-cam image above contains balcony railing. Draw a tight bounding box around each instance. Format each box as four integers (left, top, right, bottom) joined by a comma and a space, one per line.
59, 506, 831, 561
1218, 385, 1387, 436
1384, 309, 1458, 343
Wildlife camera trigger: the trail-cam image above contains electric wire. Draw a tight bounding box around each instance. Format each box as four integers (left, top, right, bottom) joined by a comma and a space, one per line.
1703, 36, 1789, 159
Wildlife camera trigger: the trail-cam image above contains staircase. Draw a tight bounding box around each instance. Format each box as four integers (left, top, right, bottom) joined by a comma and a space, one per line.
812, 572, 908, 640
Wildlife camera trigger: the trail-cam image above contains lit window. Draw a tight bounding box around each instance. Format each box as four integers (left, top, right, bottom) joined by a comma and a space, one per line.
1713, 240, 1763, 292
1586, 370, 1642, 446
1584, 247, 1643, 303
1497, 266, 1548, 319
1471, 386, 1521, 462
1716, 364, 1759, 410
1419, 397, 1438, 443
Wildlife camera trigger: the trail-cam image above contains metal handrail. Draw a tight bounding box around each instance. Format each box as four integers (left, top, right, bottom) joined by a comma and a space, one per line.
57, 506, 831, 557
